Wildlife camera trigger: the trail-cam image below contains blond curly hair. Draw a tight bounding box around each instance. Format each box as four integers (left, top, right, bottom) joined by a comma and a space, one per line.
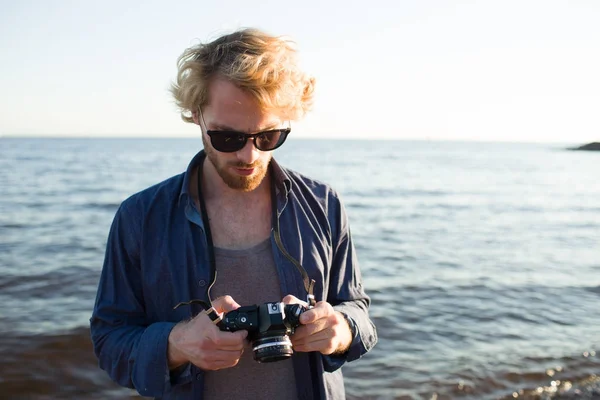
171, 28, 315, 123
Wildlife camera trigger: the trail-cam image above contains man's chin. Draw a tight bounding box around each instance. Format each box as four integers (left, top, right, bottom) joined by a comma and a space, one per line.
221, 171, 265, 192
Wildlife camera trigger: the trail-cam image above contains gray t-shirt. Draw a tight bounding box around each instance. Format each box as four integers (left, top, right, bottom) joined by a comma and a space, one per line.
203, 239, 299, 400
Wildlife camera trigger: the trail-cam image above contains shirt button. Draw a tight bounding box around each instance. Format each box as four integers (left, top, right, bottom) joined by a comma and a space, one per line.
198, 279, 206, 287
196, 373, 202, 381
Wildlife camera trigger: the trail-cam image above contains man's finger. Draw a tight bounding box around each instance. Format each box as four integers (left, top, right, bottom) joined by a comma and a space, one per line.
292, 327, 336, 351
282, 294, 308, 306
292, 320, 326, 340
293, 336, 334, 354
196, 350, 244, 370
211, 329, 248, 347
212, 295, 241, 314
299, 302, 330, 324
203, 348, 245, 362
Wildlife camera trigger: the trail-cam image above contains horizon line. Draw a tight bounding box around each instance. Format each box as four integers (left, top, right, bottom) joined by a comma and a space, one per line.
0, 134, 593, 146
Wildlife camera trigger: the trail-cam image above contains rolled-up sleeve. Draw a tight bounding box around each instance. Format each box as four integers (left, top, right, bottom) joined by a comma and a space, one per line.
89, 201, 178, 397
323, 196, 378, 372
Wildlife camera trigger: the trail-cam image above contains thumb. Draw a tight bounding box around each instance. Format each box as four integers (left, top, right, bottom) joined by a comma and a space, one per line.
211, 295, 241, 314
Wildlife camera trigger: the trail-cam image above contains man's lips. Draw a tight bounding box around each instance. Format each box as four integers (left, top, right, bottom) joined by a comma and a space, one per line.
234, 167, 255, 176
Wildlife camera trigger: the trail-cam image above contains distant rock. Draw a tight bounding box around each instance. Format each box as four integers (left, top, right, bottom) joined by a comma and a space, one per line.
570, 142, 600, 151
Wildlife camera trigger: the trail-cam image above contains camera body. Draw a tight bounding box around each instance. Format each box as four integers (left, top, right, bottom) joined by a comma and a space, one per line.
218, 302, 307, 363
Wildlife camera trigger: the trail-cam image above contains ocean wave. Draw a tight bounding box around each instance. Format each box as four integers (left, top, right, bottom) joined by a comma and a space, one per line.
0, 327, 138, 399
82, 202, 122, 211
344, 350, 599, 400
0, 266, 98, 299
495, 352, 600, 400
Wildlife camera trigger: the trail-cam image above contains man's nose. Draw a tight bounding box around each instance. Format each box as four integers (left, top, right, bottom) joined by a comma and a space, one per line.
236, 138, 260, 165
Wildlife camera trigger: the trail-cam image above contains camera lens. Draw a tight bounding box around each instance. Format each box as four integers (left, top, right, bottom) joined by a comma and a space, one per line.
252, 335, 293, 363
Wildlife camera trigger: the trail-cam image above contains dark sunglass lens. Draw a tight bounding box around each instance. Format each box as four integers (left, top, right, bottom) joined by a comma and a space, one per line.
255, 130, 286, 151
211, 132, 247, 152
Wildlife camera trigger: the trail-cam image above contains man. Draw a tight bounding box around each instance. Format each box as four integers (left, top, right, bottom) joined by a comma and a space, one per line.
90, 28, 377, 400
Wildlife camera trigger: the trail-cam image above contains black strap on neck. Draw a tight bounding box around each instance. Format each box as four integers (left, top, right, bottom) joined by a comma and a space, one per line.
196, 158, 315, 308
269, 165, 316, 307
196, 159, 217, 304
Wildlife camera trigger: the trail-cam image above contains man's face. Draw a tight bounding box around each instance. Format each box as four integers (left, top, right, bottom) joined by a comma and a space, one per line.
196, 78, 284, 192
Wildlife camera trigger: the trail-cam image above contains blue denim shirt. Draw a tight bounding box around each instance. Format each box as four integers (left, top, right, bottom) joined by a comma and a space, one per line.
90, 151, 377, 399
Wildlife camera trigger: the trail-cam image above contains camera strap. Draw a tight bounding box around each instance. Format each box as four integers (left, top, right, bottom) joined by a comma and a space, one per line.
191, 156, 316, 310
269, 166, 316, 308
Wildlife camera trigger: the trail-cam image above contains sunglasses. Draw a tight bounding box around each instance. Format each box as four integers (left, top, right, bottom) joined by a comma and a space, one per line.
206, 128, 290, 153
199, 108, 291, 153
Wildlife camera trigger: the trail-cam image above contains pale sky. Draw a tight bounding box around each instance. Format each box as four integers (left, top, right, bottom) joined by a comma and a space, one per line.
1, 0, 599, 143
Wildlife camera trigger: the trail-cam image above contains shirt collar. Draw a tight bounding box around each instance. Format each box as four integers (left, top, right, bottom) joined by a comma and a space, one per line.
269, 157, 293, 198
178, 150, 206, 207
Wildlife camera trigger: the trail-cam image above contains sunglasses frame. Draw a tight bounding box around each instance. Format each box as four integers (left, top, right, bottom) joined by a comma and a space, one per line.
198, 107, 291, 153
205, 128, 291, 153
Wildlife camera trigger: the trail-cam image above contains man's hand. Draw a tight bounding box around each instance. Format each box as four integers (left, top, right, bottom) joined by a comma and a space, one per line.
282, 295, 353, 356
168, 295, 248, 371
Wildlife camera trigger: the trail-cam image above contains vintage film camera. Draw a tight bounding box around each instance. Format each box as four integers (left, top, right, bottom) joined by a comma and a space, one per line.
218, 302, 308, 363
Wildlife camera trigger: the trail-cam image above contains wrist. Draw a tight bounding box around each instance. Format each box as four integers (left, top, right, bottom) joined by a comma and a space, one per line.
167, 322, 189, 370
334, 311, 355, 355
